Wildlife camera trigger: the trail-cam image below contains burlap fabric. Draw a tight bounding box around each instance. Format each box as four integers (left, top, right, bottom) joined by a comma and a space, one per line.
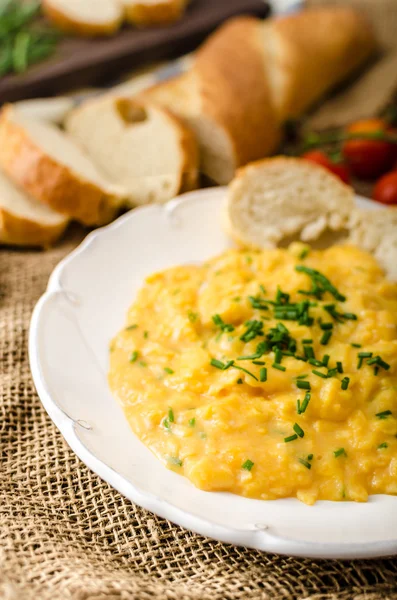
1, 235, 397, 600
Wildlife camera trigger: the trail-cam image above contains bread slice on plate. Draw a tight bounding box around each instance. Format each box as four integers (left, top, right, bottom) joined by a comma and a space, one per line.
14, 97, 75, 125
0, 105, 125, 226
42, 0, 123, 36
349, 208, 397, 282
123, 0, 189, 26
0, 169, 68, 248
65, 96, 199, 207
227, 157, 354, 249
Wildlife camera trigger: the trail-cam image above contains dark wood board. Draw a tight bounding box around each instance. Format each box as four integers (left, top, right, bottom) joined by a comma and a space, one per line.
0, 0, 270, 104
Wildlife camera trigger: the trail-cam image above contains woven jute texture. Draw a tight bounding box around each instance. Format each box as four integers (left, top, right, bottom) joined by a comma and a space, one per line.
2, 236, 397, 600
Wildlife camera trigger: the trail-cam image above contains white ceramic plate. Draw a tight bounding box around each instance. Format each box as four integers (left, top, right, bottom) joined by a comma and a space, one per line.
30, 187, 397, 560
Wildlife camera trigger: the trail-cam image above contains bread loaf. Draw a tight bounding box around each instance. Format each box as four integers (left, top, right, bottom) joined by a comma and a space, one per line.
139, 8, 376, 184
123, 0, 189, 26
42, 0, 123, 36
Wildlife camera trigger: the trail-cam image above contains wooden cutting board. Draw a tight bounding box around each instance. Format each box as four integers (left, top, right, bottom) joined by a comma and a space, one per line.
0, 0, 270, 104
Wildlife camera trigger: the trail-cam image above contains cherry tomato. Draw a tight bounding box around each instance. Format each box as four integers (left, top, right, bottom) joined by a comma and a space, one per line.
343, 118, 395, 179
302, 150, 350, 184
373, 170, 397, 205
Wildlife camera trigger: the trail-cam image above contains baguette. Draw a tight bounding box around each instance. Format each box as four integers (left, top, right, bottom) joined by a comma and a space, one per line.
0, 105, 125, 226
42, 0, 123, 36
65, 96, 199, 207
123, 0, 189, 26
0, 169, 68, 248
139, 8, 376, 184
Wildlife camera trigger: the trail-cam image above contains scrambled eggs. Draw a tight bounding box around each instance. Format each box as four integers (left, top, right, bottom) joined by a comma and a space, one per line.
108, 245, 397, 504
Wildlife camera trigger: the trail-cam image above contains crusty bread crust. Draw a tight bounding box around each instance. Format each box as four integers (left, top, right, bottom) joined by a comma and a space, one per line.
0, 106, 124, 226
265, 7, 377, 120
42, 0, 122, 36
194, 17, 281, 172
165, 108, 199, 193
124, 0, 188, 26
0, 207, 68, 248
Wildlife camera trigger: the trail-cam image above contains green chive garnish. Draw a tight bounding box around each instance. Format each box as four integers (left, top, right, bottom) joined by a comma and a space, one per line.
302, 339, 313, 344
296, 374, 308, 380
139, 361, 147, 367
320, 323, 333, 330
168, 408, 175, 423
298, 458, 311, 469
233, 365, 259, 381
272, 363, 286, 372
129, 351, 139, 363
293, 423, 304, 438
164, 367, 174, 374
260, 368, 267, 382
308, 358, 323, 367
237, 378, 243, 384
378, 442, 388, 449
242, 459, 254, 471
189, 418, 196, 427
376, 410, 392, 419
336, 361, 343, 373
367, 356, 390, 371
298, 393, 311, 415
126, 324, 138, 331
320, 331, 332, 345
312, 369, 328, 379
284, 434, 298, 443
144, 331, 149, 339
299, 248, 310, 260
341, 377, 350, 390
327, 368, 338, 378
188, 311, 198, 323
295, 265, 346, 302
212, 314, 235, 333
334, 448, 347, 458
351, 343, 362, 348
358, 352, 373, 358
322, 354, 330, 367
210, 358, 234, 370
169, 457, 183, 467
296, 379, 310, 390
253, 360, 266, 365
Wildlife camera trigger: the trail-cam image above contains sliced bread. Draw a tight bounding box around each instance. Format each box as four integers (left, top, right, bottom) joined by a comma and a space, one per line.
348, 208, 397, 282
42, 0, 123, 36
14, 97, 75, 125
227, 157, 355, 249
138, 18, 281, 185
0, 105, 126, 226
0, 169, 68, 248
65, 96, 199, 207
123, 0, 189, 26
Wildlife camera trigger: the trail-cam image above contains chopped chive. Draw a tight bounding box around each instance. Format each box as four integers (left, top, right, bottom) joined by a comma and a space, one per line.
320, 322, 333, 330
367, 356, 390, 371
298, 458, 311, 470
246, 256, 253, 265
272, 363, 286, 372
237, 378, 243, 384
274, 348, 283, 364
320, 330, 332, 345
358, 352, 373, 358
284, 434, 298, 443
297, 399, 301, 414
144, 331, 149, 339
242, 459, 254, 471
164, 367, 174, 374
233, 365, 259, 381
126, 324, 138, 331
253, 360, 266, 366
249, 296, 270, 310
260, 285, 266, 295
233, 297, 241, 302
378, 442, 388, 449
334, 448, 347, 458
343, 313, 357, 321
299, 248, 310, 260
376, 410, 392, 419
341, 377, 350, 390
296, 374, 308, 380
336, 361, 343, 374
322, 354, 330, 367
308, 358, 323, 367
168, 408, 175, 423
351, 343, 362, 348
189, 418, 196, 427
308, 454, 314, 461
129, 351, 139, 363
260, 367, 267, 382
210, 358, 234, 370
374, 366, 379, 376
312, 369, 328, 379
304, 345, 315, 359
169, 456, 183, 467
295, 265, 346, 302
293, 423, 304, 438
139, 361, 147, 367
212, 314, 235, 333
296, 379, 311, 390
327, 368, 338, 378
357, 357, 364, 369
298, 393, 311, 415
302, 339, 313, 344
